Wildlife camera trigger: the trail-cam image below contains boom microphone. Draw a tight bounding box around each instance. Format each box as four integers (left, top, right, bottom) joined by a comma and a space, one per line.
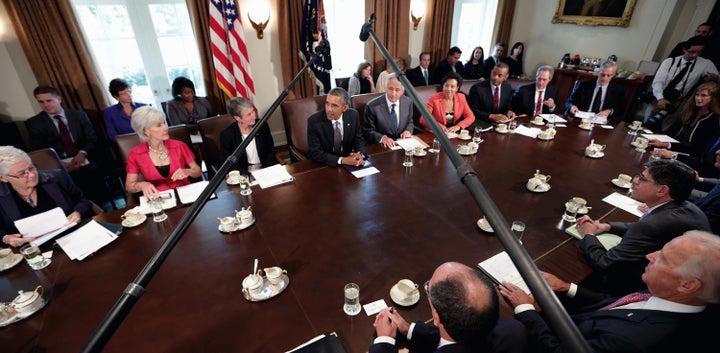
359, 13, 375, 42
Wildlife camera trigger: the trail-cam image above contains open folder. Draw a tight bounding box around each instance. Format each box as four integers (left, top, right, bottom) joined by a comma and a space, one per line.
477, 251, 531, 294
56, 220, 119, 260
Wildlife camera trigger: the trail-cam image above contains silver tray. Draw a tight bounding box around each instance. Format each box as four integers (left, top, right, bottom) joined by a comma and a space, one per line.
0, 298, 47, 327
242, 274, 290, 302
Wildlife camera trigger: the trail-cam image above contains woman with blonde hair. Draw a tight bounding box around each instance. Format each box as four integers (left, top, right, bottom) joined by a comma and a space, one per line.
376, 57, 407, 92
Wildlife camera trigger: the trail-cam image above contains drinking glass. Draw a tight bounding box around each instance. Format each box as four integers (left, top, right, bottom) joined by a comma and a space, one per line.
562, 199, 580, 222
403, 148, 414, 167
511, 221, 526, 242
507, 120, 518, 133
239, 175, 252, 195
343, 283, 361, 316
20, 244, 49, 270
430, 138, 441, 153
149, 196, 168, 222
473, 126, 484, 144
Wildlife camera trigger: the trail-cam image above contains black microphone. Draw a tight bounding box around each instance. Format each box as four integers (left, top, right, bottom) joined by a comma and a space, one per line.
359, 13, 375, 42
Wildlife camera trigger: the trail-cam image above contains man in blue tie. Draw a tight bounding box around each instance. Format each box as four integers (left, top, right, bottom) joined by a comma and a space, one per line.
363, 75, 414, 148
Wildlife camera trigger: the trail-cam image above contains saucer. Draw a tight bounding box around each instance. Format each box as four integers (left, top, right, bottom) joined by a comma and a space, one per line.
578, 125, 592, 130
457, 135, 472, 141
0, 297, 47, 328
537, 134, 554, 141
389, 284, 420, 306
611, 178, 632, 189
527, 183, 551, 193
226, 178, 240, 186
457, 147, 477, 156
121, 214, 147, 228
0, 253, 23, 272
495, 128, 509, 134
476, 217, 494, 233
565, 202, 589, 215
414, 150, 428, 157
236, 218, 256, 231
243, 274, 290, 302
531, 120, 545, 126
586, 152, 605, 158
218, 222, 240, 233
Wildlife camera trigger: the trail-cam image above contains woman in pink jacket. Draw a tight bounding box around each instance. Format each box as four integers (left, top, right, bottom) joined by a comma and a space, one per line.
420, 72, 476, 133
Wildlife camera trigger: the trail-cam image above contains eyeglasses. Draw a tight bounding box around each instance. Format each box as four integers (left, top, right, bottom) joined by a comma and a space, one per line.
5, 165, 37, 179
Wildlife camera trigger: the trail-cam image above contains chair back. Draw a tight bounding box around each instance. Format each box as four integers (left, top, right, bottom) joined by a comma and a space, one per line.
350, 92, 384, 124
198, 114, 235, 175
280, 95, 327, 162
335, 77, 350, 90
28, 148, 66, 172
115, 133, 141, 165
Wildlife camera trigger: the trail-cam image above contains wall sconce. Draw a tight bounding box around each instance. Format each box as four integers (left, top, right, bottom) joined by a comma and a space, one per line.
247, 5, 270, 39
410, 5, 425, 31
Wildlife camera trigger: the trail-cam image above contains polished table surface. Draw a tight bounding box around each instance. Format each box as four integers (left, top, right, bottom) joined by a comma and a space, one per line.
2, 118, 647, 353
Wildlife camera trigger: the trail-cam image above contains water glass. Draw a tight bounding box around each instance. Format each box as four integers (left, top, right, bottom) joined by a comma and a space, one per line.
403, 148, 414, 167
239, 175, 252, 195
430, 138, 441, 153
20, 244, 49, 270
562, 199, 580, 222
511, 221, 526, 242
343, 283, 361, 316
473, 126, 484, 144
507, 120, 518, 133
149, 197, 168, 222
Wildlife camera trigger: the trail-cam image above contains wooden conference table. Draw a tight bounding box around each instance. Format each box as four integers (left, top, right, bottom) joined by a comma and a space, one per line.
2, 118, 646, 353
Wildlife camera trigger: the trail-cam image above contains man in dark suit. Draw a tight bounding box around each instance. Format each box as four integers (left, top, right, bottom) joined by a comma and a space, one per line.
566, 61, 626, 121
575, 159, 711, 295
25, 86, 107, 208
483, 42, 506, 79
307, 87, 367, 167
433, 47, 464, 84
406, 51, 435, 87
511, 65, 559, 116
364, 75, 414, 148
693, 148, 720, 234
500, 230, 720, 353
369, 262, 527, 353
468, 62, 516, 129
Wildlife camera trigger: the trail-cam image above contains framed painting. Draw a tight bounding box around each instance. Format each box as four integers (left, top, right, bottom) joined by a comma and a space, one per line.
552, 0, 637, 27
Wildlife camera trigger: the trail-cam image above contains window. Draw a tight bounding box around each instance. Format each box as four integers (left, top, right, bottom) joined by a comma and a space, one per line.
71, 0, 205, 108
323, 0, 365, 83
452, 0, 498, 63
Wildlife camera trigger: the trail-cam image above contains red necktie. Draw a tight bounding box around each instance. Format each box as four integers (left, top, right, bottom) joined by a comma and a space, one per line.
493, 86, 499, 111
534, 90, 544, 116
599, 292, 651, 310
53, 115, 77, 157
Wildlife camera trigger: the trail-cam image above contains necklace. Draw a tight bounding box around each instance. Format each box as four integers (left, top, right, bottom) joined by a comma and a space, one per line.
148, 142, 169, 160
17, 188, 36, 206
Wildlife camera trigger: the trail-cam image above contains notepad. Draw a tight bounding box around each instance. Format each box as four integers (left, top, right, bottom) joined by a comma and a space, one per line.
14, 207, 77, 246
176, 181, 216, 204
342, 160, 379, 178
56, 220, 119, 260
565, 225, 622, 250
602, 192, 643, 218
477, 251, 531, 294
251, 164, 294, 189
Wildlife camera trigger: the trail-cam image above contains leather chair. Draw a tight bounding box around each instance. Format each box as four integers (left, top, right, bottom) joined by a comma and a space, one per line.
350, 92, 384, 124
197, 114, 235, 177
28, 148, 105, 214
280, 95, 326, 162
335, 77, 350, 91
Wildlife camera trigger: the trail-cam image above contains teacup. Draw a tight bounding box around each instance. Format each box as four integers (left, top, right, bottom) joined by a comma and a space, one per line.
227, 170, 240, 183
468, 141, 479, 152
217, 216, 236, 232
569, 197, 587, 209
459, 129, 470, 139
242, 273, 264, 296
458, 145, 471, 154
496, 123, 507, 132
236, 208, 253, 225
264, 266, 287, 285
527, 177, 546, 190
617, 173, 632, 185
392, 279, 419, 303
585, 144, 606, 156
533, 173, 551, 183
533, 116, 544, 124
0, 248, 11, 258
579, 121, 592, 129
414, 146, 425, 155
538, 130, 551, 139
121, 211, 144, 224
630, 120, 642, 129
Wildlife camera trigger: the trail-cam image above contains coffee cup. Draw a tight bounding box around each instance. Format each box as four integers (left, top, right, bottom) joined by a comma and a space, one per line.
538, 130, 550, 139
496, 123, 507, 132
0, 248, 12, 258
533, 173, 551, 183
585, 144, 605, 156
468, 141, 479, 152
630, 120, 642, 129
242, 273, 264, 296
579, 121, 592, 129
227, 170, 240, 183
533, 116, 544, 124
414, 146, 425, 155
527, 177, 545, 190
459, 129, 470, 138
570, 197, 587, 209
121, 211, 144, 224
617, 173, 632, 185
392, 279, 419, 302
217, 216, 236, 232
458, 145, 471, 154
236, 208, 253, 225
264, 266, 287, 285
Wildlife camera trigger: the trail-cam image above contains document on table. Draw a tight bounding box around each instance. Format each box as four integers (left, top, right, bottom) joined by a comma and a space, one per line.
138, 190, 177, 214
565, 225, 622, 250
14, 207, 77, 246
395, 136, 428, 150
539, 114, 567, 123
602, 192, 643, 218
640, 134, 679, 143
477, 251, 531, 294
176, 181, 216, 204
514, 124, 541, 138
342, 160, 379, 178
56, 220, 119, 260
251, 164, 294, 189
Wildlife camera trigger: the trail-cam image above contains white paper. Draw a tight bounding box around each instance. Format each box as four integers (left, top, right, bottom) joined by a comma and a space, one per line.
190, 132, 203, 144
251, 164, 294, 189
363, 299, 389, 316
61, 156, 90, 167
56, 220, 118, 260
138, 190, 177, 214
574, 111, 595, 120
539, 114, 567, 123
14, 207, 70, 241
351, 167, 380, 178
601, 125, 614, 129
640, 134, 679, 143
395, 137, 427, 151
446, 132, 459, 139
176, 181, 215, 204
514, 125, 541, 138
602, 192, 644, 218
478, 251, 531, 294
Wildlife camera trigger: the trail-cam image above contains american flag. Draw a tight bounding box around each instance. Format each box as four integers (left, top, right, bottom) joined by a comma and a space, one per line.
301, 0, 331, 94
209, 0, 255, 100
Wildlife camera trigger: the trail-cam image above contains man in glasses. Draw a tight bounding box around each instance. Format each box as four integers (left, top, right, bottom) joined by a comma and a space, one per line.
575, 159, 710, 296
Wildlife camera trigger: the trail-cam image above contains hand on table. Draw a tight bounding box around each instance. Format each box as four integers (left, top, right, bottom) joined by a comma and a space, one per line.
171, 168, 192, 181
374, 308, 398, 338
341, 152, 365, 167
499, 281, 534, 308
65, 211, 81, 225
575, 215, 609, 236
540, 271, 570, 292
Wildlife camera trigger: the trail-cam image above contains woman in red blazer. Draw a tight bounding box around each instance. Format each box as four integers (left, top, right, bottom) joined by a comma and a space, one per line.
420, 72, 476, 133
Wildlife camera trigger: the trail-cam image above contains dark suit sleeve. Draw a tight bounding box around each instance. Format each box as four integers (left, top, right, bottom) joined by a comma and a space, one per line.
363, 102, 384, 143
307, 113, 340, 167
44, 170, 93, 218
565, 81, 585, 113
468, 84, 492, 127
511, 86, 528, 116
407, 322, 441, 353
349, 111, 367, 155
257, 124, 278, 168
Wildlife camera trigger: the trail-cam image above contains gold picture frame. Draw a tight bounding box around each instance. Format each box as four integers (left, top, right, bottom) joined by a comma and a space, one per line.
552, 0, 636, 27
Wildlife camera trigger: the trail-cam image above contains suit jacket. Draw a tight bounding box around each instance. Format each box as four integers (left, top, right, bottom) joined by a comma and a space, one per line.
694, 183, 720, 234
467, 80, 514, 129
363, 95, 414, 143
103, 102, 145, 141
565, 79, 626, 119
578, 200, 710, 293
421, 92, 476, 131
407, 66, 435, 87
511, 83, 559, 116
0, 170, 93, 238
26, 109, 98, 159
515, 291, 709, 353
306, 108, 366, 167
220, 122, 278, 174
166, 97, 214, 126
433, 60, 465, 84
482, 57, 503, 79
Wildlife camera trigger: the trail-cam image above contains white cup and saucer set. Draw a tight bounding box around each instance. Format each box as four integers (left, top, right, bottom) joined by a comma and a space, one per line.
389, 279, 420, 306
531, 116, 545, 126
611, 173, 633, 189
526, 171, 551, 192
413, 146, 427, 157
457, 129, 472, 141
0, 248, 23, 272
495, 123, 509, 134
585, 143, 606, 158
121, 208, 147, 228
217, 207, 255, 233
